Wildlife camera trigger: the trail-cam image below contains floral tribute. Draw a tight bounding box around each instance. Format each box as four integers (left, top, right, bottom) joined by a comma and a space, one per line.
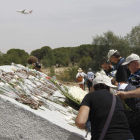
0, 63, 87, 112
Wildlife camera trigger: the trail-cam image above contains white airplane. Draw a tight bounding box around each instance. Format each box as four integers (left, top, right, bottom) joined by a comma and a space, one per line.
16, 9, 33, 14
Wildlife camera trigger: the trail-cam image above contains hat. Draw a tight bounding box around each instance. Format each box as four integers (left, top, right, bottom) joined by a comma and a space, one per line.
78, 68, 82, 72
122, 53, 140, 65
107, 49, 117, 61
93, 74, 117, 88
88, 68, 92, 71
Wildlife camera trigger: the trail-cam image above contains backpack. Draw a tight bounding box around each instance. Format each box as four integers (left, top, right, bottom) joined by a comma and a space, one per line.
77, 75, 83, 82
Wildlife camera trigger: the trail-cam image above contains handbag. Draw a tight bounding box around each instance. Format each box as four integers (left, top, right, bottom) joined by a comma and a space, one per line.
77, 75, 83, 82
99, 95, 116, 140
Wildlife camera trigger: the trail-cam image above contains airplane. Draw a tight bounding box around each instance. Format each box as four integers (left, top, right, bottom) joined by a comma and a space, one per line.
16, 9, 33, 14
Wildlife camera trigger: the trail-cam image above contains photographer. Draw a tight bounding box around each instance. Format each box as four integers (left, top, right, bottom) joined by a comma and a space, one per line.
27, 56, 43, 72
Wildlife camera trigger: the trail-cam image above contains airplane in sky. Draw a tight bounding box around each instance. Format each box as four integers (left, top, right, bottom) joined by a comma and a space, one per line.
16, 9, 33, 14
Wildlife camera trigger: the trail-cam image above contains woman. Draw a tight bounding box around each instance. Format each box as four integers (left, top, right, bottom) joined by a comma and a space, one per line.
76, 68, 87, 90
75, 74, 134, 140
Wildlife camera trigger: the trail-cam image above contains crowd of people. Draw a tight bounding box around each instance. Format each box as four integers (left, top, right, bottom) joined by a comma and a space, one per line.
75, 49, 140, 140
28, 52, 140, 139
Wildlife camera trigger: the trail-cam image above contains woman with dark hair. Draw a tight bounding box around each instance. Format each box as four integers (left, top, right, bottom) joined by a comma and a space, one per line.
75, 74, 134, 140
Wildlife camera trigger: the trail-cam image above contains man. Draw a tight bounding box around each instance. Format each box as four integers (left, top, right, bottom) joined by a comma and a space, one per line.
117, 53, 140, 140
101, 58, 116, 79
107, 49, 130, 85
87, 68, 94, 92
75, 75, 134, 140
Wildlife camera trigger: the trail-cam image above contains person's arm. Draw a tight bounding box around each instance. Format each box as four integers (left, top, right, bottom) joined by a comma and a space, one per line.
116, 87, 140, 99
75, 105, 90, 129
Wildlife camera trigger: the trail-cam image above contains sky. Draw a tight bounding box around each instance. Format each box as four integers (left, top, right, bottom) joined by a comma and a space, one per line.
0, 0, 140, 54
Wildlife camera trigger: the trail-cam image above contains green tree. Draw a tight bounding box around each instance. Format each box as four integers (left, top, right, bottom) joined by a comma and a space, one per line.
30, 46, 52, 61
78, 56, 93, 72
6, 49, 29, 65
42, 50, 55, 67
53, 48, 70, 67
125, 23, 140, 55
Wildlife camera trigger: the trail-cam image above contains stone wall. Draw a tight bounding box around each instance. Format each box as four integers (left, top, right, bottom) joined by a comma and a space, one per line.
0, 95, 85, 140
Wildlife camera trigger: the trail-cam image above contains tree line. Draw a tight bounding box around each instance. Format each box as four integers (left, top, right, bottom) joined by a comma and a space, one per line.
0, 23, 140, 72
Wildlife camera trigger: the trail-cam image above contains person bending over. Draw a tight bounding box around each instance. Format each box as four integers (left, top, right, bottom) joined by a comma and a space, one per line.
75, 74, 134, 140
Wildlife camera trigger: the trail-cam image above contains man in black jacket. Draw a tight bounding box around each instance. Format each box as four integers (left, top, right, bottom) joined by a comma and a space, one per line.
107, 49, 130, 85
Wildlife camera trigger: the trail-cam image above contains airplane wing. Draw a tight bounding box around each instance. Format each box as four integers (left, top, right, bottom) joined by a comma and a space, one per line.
22, 9, 26, 12
16, 9, 26, 13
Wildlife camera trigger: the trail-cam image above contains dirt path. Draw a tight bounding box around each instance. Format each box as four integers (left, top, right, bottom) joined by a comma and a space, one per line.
42, 67, 89, 92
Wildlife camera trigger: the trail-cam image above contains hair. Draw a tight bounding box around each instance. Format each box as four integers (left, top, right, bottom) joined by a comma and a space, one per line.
93, 83, 110, 91
111, 51, 121, 58
101, 58, 110, 65
27, 56, 38, 64
111, 78, 117, 85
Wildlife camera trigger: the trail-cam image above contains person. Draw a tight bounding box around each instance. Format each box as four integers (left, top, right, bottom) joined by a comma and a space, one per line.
75, 74, 134, 140
117, 53, 140, 140
27, 56, 43, 72
76, 68, 87, 90
87, 68, 94, 92
101, 57, 116, 79
107, 49, 130, 86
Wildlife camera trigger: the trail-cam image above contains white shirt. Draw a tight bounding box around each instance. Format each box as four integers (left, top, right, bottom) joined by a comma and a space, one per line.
76, 72, 87, 84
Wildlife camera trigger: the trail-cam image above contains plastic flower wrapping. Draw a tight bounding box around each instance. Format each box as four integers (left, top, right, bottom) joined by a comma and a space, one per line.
0, 63, 88, 110
0, 64, 60, 109
0, 63, 90, 129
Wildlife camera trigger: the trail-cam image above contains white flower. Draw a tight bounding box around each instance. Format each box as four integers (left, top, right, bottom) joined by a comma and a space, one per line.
28, 75, 35, 79
11, 68, 17, 72
68, 86, 87, 103
65, 116, 73, 121
5, 83, 10, 86
11, 62, 15, 65
10, 79, 17, 84
13, 75, 19, 79
68, 120, 75, 125
15, 85, 22, 90
67, 106, 73, 113
0, 82, 4, 86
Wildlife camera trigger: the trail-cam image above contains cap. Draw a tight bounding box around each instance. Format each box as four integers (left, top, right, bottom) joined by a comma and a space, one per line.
88, 68, 92, 71
93, 74, 117, 88
107, 49, 117, 61
122, 53, 140, 65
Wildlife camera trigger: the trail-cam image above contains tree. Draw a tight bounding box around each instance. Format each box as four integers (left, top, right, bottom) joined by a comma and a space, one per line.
125, 23, 140, 55
92, 31, 120, 46
53, 48, 71, 67
6, 49, 29, 65
78, 56, 93, 72
42, 51, 55, 67
30, 46, 52, 61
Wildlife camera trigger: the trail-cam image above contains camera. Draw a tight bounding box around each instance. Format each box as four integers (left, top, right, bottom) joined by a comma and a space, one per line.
35, 62, 41, 68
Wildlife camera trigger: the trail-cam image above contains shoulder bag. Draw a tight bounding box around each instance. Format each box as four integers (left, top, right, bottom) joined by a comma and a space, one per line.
99, 95, 116, 140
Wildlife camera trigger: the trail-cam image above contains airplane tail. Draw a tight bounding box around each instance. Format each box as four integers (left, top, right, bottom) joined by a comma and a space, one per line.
29, 10, 33, 13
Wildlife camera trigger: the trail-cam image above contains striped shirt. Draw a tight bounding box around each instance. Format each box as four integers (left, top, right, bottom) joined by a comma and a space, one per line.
124, 68, 140, 127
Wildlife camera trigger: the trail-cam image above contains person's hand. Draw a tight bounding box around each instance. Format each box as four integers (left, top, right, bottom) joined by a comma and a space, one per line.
32, 63, 36, 66
116, 91, 127, 99
89, 79, 93, 82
